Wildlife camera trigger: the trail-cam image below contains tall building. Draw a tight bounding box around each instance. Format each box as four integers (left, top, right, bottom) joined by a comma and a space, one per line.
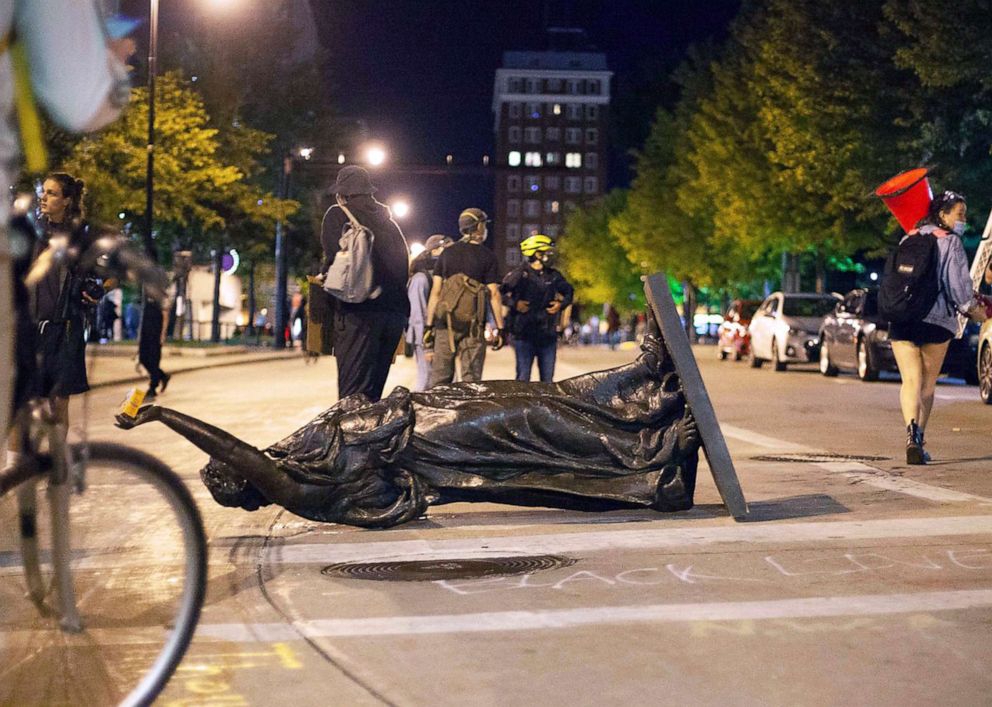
492, 51, 612, 274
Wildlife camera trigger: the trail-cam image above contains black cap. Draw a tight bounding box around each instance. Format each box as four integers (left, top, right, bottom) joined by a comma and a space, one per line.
329, 165, 377, 196
458, 207, 489, 234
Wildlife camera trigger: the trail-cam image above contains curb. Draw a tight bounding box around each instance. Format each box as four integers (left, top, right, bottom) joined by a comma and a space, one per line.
89, 351, 306, 390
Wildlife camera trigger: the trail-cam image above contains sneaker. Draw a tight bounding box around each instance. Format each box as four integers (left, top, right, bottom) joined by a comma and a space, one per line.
906, 420, 925, 465
159, 372, 171, 393
144, 388, 157, 401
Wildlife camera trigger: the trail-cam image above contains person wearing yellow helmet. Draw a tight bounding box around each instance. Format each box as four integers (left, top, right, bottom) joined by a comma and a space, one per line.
500, 233, 573, 382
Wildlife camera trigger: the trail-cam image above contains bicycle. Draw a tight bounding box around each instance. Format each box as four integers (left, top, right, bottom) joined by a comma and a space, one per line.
0, 210, 208, 707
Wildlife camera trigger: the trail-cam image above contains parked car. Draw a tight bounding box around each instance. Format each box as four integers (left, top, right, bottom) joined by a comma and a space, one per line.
819, 287, 979, 383
977, 319, 992, 403
748, 292, 841, 371
819, 288, 893, 381
717, 299, 761, 361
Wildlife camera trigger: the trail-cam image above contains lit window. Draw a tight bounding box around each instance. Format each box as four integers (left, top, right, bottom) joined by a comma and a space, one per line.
553, 103, 562, 115
508, 151, 521, 167
551, 200, 560, 214
545, 152, 561, 165
565, 152, 582, 168
525, 151, 542, 167
544, 200, 560, 215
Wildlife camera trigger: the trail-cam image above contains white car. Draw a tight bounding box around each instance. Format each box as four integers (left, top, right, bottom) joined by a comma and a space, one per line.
748, 292, 841, 371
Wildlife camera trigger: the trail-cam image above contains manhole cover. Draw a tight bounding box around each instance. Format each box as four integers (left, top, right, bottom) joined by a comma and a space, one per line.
752, 453, 889, 463
321, 555, 576, 582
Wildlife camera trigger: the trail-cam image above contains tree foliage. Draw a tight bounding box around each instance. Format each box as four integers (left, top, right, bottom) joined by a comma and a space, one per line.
559, 190, 645, 314
62, 73, 296, 255
577, 0, 992, 304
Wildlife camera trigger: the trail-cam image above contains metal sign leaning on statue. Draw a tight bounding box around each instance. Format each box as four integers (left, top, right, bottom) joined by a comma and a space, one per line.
116, 274, 748, 526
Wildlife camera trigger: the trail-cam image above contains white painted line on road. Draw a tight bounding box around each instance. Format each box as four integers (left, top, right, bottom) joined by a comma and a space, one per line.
722, 423, 992, 504
269, 515, 992, 565
817, 462, 992, 503
188, 588, 992, 640
5, 588, 991, 647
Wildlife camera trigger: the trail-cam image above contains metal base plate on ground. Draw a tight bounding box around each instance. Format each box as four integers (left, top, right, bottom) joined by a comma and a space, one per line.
644, 273, 749, 520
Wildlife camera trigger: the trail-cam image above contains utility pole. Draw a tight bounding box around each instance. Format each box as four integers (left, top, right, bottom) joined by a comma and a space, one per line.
273, 155, 292, 348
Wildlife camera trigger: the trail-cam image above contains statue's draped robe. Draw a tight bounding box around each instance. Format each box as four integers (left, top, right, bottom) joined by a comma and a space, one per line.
224, 352, 698, 527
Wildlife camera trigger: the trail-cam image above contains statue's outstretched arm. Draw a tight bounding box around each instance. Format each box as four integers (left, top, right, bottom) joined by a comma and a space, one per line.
115, 405, 317, 509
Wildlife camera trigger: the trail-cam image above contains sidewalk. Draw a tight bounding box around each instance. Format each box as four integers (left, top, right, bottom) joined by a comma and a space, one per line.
84, 343, 302, 389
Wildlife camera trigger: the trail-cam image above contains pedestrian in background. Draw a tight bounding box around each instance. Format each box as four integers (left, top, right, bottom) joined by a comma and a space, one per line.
406, 234, 451, 391
605, 304, 621, 350
320, 165, 409, 402
500, 234, 573, 382
424, 208, 505, 387
889, 191, 986, 464
139, 297, 171, 400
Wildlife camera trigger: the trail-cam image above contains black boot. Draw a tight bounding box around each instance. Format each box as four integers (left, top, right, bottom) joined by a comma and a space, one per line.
906, 419, 925, 465
919, 427, 932, 463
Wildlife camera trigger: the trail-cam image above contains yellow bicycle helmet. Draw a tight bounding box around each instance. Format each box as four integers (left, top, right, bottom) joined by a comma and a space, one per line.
520, 233, 555, 258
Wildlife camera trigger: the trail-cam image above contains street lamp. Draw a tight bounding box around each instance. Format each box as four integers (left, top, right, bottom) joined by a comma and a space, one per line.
363, 142, 387, 167
390, 199, 410, 219
409, 242, 425, 259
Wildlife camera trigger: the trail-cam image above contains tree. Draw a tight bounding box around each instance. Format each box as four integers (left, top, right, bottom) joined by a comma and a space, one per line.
558, 190, 645, 315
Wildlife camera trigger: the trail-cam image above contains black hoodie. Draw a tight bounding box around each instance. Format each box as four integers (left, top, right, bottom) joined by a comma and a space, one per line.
319, 195, 410, 316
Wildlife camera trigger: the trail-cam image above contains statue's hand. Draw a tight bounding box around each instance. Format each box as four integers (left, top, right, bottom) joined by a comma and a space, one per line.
115, 404, 161, 430
676, 406, 701, 453
639, 333, 668, 372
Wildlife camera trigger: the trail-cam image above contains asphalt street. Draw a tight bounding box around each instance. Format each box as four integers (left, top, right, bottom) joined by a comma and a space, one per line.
2, 342, 991, 706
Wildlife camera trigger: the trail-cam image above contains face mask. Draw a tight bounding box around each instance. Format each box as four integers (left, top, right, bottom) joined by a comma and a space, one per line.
953, 221, 967, 236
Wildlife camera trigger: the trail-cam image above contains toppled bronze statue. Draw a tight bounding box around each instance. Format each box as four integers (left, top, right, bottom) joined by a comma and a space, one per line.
116, 334, 701, 528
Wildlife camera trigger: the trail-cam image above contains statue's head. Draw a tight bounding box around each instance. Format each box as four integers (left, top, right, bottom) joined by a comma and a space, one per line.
201, 458, 271, 511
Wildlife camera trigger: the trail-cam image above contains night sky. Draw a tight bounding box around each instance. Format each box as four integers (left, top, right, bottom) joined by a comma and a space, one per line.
308, 0, 741, 244
127, 0, 740, 246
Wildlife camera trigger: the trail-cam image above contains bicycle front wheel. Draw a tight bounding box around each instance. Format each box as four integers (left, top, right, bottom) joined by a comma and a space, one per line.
0, 442, 207, 707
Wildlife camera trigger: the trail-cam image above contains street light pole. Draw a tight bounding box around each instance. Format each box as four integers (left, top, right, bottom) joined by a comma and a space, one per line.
144, 0, 159, 261
273, 155, 292, 348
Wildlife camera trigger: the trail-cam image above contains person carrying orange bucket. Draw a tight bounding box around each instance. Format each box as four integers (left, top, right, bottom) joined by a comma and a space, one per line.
875, 169, 987, 464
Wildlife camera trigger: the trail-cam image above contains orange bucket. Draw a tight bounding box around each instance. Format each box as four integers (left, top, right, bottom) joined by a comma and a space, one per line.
875, 168, 932, 233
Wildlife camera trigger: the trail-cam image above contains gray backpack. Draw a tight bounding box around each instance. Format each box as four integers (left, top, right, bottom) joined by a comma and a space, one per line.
322, 203, 382, 303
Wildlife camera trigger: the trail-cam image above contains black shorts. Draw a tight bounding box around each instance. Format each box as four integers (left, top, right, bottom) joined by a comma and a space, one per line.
888, 320, 953, 345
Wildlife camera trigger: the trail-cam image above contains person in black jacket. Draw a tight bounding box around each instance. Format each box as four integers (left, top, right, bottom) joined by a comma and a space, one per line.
500, 234, 573, 382
320, 166, 410, 402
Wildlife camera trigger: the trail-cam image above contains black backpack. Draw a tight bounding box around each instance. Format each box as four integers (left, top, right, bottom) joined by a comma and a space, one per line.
878, 231, 940, 324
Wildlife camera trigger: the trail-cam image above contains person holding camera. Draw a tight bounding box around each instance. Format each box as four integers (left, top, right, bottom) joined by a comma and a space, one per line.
28, 172, 104, 420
